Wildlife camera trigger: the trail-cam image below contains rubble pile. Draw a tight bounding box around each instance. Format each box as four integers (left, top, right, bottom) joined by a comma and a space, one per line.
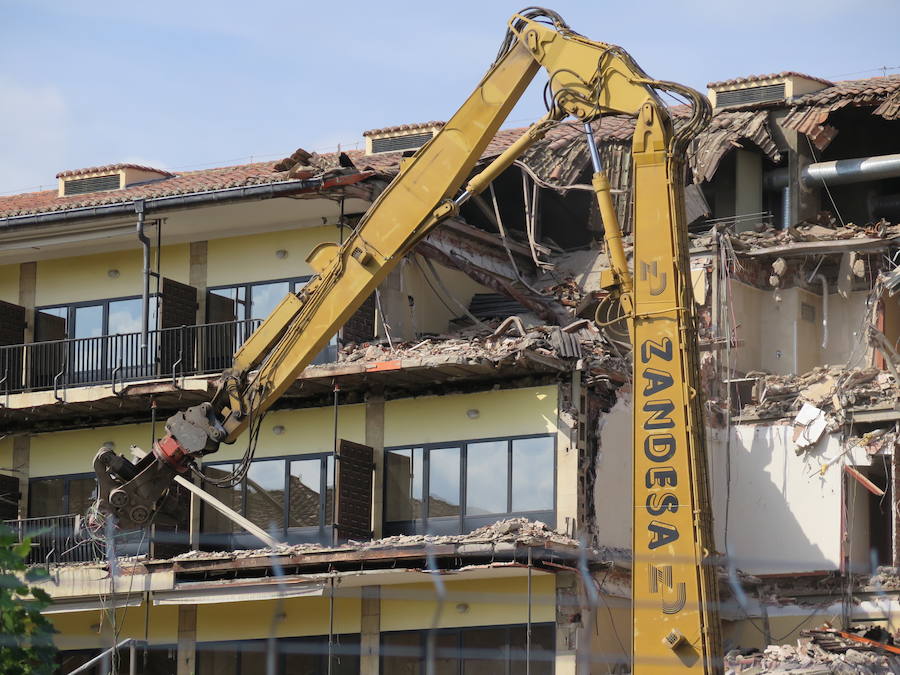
740, 366, 897, 419
323, 320, 627, 374
694, 219, 900, 253
725, 640, 900, 674
171, 518, 579, 563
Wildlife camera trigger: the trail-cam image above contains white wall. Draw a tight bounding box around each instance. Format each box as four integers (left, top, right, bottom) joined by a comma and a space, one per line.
728, 281, 870, 375
594, 397, 876, 574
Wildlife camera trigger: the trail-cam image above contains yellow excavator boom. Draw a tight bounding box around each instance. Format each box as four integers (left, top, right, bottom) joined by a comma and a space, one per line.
93, 9, 720, 672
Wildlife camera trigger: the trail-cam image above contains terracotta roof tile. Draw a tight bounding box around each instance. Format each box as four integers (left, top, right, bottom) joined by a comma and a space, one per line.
55, 163, 173, 179
790, 74, 900, 107
362, 121, 445, 137
707, 72, 834, 89
0, 161, 290, 219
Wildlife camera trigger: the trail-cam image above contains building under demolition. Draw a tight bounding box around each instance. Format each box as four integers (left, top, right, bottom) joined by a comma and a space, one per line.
1, 71, 900, 673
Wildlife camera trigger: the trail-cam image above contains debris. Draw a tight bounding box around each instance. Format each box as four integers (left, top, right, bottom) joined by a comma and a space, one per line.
844, 465, 885, 497
169, 518, 581, 564
793, 403, 829, 450
742, 367, 893, 420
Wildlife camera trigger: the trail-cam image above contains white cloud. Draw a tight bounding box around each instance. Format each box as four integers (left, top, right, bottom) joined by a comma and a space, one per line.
0, 76, 68, 194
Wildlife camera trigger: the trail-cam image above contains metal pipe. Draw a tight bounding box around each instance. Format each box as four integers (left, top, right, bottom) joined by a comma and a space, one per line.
765, 152, 900, 189
813, 273, 829, 350
135, 200, 150, 369
584, 121, 604, 173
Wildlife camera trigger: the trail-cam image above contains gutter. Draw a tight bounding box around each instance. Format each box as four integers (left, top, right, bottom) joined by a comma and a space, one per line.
0, 172, 373, 231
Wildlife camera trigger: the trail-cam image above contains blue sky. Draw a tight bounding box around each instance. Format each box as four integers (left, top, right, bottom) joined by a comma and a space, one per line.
1, 0, 898, 195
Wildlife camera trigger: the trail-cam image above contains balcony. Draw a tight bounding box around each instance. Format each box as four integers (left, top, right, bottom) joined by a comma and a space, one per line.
3, 514, 99, 565
0, 319, 347, 397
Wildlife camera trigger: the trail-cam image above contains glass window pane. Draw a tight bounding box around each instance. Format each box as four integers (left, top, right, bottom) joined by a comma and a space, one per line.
434, 632, 459, 675
385, 448, 423, 522
207, 287, 245, 322
250, 282, 290, 321
509, 624, 555, 675
289, 459, 322, 527
197, 643, 238, 675
462, 626, 508, 674
107, 298, 143, 334
382, 632, 421, 675
325, 454, 335, 526
282, 637, 320, 674
30, 478, 65, 517
202, 464, 242, 534
67, 477, 96, 517
465, 441, 508, 515
239, 641, 267, 674
512, 437, 554, 512
245, 459, 285, 531
73, 304, 103, 339
428, 447, 460, 518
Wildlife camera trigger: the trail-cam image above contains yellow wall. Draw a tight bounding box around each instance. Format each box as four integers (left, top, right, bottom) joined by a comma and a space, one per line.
0, 263, 18, 304
36, 245, 190, 306
384, 385, 558, 447
27, 405, 366, 477
28, 387, 553, 477
30, 422, 154, 477
209, 404, 366, 462
380, 575, 555, 632
206, 226, 335, 287
197, 594, 361, 642
50, 604, 179, 651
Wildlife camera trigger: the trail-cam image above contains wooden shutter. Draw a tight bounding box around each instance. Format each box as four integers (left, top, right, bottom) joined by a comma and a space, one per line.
160, 278, 198, 376
0, 473, 19, 521
0, 301, 25, 346
334, 440, 374, 542
30, 311, 67, 390
0, 301, 25, 393
205, 292, 237, 372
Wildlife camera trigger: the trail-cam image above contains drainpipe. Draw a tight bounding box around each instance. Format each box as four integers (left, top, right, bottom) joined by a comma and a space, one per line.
135, 200, 150, 369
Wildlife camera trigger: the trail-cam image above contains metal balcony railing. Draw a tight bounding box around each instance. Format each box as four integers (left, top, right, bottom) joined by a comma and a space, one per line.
3, 514, 99, 565
0, 319, 262, 397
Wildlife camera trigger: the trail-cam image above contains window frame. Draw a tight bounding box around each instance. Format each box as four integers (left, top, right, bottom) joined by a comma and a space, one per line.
28, 471, 96, 518
36, 293, 161, 340
383, 433, 557, 536
380, 622, 556, 675
206, 276, 311, 323
200, 451, 334, 547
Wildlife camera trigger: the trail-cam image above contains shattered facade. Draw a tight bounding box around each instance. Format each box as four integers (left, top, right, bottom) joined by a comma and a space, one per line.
1, 70, 900, 673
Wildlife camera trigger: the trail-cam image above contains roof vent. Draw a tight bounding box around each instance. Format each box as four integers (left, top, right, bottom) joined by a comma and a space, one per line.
707, 72, 833, 109
56, 163, 173, 197
363, 122, 444, 155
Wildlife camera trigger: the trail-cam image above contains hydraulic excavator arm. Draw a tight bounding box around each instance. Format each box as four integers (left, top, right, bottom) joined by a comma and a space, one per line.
94, 8, 719, 672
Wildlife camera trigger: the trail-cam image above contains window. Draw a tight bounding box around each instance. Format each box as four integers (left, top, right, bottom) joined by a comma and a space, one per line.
34, 296, 161, 384
197, 635, 359, 675
29, 474, 96, 518
36, 296, 160, 341
206, 277, 337, 364
201, 454, 334, 548
382, 624, 554, 675
384, 435, 555, 536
